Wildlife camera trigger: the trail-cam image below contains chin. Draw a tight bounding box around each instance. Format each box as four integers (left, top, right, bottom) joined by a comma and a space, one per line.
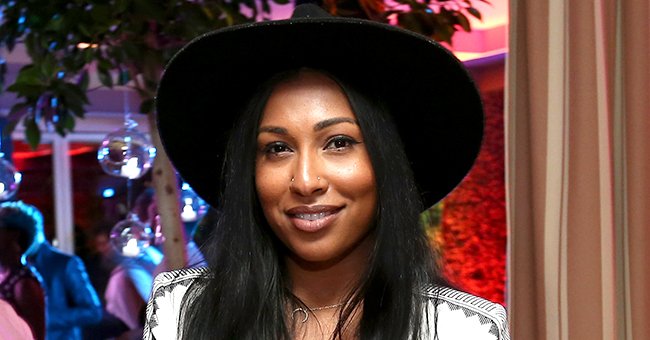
288, 247, 343, 267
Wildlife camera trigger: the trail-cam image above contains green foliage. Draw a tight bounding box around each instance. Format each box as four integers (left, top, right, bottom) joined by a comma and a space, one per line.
0, 0, 278, 148
0, 0, 484, 149
381, 0, 489, 44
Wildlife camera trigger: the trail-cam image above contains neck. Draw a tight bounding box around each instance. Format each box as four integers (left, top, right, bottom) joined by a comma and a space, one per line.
286, 233, 374, 308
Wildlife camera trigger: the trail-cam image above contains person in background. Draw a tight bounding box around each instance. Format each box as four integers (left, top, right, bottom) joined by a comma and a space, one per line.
0, 203, 45, 340
143, 187, 207, 277
82, 221, 139, 340
6, 200, 103, 340
0, 298, 35, 340
99, 189, 163, 340
103, 253, 152, 340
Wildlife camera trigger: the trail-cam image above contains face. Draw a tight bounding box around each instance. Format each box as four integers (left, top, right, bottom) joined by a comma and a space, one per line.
255, 71, 377, 265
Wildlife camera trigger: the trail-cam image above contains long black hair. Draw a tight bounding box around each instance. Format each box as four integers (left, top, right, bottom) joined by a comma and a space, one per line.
179, 69, 446, 339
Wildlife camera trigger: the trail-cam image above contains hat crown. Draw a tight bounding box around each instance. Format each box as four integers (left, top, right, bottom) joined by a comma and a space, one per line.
156, 4, 484, 209
291, 3, 331, 19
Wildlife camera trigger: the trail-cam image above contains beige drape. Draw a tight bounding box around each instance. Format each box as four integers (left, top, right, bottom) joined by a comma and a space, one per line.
506, 0, 649, 339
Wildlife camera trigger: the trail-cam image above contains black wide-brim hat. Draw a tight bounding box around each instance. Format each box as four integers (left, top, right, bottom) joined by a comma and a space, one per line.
156, 4, 483, 209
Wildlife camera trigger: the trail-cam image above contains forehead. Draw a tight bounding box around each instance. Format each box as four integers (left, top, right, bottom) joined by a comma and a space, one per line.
260, 70, 356, 125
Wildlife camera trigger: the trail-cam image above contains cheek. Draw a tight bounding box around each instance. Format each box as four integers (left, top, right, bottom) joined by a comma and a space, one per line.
255, 165, 285, 212
335, 159, 376, 195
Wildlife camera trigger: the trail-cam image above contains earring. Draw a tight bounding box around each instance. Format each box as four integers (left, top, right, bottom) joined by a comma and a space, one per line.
291, 177, 295, 182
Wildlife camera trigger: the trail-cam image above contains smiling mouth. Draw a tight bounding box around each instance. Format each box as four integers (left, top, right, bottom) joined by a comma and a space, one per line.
286, 206, 343, 232
294, 211, 338, 221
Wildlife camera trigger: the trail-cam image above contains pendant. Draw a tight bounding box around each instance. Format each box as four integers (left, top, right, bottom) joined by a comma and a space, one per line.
292, 307, 309, 323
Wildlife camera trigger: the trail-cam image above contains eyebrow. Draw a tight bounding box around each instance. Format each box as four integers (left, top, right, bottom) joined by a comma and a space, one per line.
258, 126, 288, 135
313, 117, 357, 131
258, 117, 358, 135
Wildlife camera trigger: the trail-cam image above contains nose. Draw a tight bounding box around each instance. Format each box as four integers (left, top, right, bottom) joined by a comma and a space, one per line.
290, 151, 328, 197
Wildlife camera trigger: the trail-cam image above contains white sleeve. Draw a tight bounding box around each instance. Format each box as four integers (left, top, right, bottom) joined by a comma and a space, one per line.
423, 286, 510, 340
143, 268, 206, 340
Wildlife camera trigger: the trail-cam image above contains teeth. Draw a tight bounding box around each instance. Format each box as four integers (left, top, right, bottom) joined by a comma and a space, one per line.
295, 212, 328, 221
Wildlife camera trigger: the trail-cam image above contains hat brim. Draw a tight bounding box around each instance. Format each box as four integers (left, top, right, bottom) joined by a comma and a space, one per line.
156, 15, 483, 209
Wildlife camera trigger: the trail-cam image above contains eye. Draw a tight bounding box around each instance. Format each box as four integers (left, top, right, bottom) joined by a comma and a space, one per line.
263, 142, 292, 157
324, 135, 359, 151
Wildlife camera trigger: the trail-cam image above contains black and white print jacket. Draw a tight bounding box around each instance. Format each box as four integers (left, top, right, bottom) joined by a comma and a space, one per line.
143, 267, 510, 340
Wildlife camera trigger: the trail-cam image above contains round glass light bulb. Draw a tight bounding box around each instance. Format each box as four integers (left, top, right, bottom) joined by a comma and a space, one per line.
180, 183, 207, 222
97, 124, 156, 179
109, 213, 154, 257
0, 158, 21, 201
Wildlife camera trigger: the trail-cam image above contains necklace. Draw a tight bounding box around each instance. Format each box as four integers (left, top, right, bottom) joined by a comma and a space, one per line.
291, 303, 345, 323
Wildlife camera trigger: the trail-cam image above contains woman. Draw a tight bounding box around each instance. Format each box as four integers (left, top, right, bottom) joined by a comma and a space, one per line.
0, 205, 46, 340
145, 4, 509, 340
0, 298, 35, 340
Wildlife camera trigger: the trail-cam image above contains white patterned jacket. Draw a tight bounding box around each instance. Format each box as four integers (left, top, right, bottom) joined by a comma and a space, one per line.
144, 267, 510, 340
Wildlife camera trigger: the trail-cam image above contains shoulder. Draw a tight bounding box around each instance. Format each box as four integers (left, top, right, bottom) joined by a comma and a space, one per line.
32, 244, 70, 269
0, 299, 34, 340
144, 267, 209, 340
150, 266, 208, 297
18, 266, 43, 286
420, 285, 510, 340
13, 272, 43, 296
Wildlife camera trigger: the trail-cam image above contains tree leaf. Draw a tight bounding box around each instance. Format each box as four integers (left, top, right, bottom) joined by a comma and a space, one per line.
78, 70, 90, 91
6, 83, 46, 98
78, 24, 93, 38
90, 4, 112, 24
467, 7, 482, 20
62, 112, 76, 131
8, 103, 30, 121
59, 82, 90, 105
456, 12, 471, 32
14, 65, 45, 86
40, 53, 57, 78
114, 0, 130, 13
97, 68, 113, 88
133, 0, 165, 21
25, 117, 41, 150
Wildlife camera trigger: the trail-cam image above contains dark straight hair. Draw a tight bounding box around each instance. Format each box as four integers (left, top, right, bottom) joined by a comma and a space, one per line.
179, 69, 446, 339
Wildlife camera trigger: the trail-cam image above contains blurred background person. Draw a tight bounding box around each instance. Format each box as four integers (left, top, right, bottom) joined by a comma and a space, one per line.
87, 189, 162, 340
0, 298, 35, 340
125, 187, 163, 300
96, 185, 207, 339
0, 203, 46, 340
82, 221, 138, 340
7, 200, 103, 340
145, 185, 207, 276
103, 252, 153, 339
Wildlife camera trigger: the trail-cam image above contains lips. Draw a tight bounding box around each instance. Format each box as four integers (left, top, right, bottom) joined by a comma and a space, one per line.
286, 205, 342, 232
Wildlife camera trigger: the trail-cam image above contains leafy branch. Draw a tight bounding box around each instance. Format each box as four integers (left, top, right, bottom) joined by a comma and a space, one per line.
0, 0, 283, 148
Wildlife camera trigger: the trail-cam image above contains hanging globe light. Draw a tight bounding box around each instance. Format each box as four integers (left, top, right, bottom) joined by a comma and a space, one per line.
180, 182, 207, 222
109, 212, 154, 257
97, 118, 156, 179
0, 156, 21, 201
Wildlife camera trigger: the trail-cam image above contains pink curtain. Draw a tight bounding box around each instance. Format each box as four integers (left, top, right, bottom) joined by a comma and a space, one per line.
506, 0, 649, 339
